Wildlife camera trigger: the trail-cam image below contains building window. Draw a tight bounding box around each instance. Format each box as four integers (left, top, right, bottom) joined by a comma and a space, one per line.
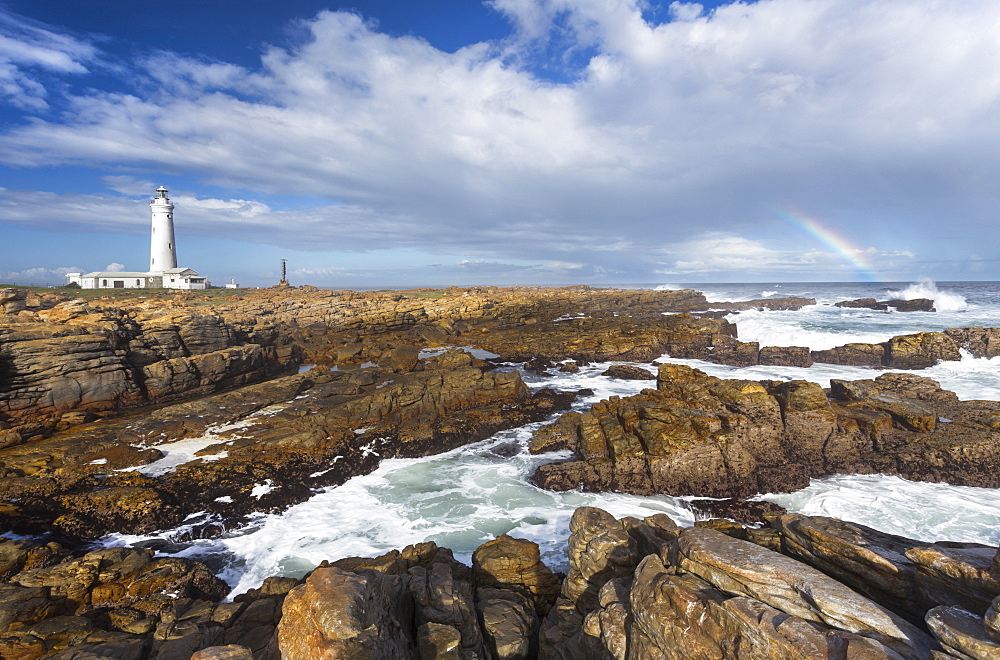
136, 279, 141, 286
102, 280, 107, 286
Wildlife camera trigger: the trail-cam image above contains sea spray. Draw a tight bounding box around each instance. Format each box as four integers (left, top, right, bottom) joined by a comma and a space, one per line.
886, 277, 968, 313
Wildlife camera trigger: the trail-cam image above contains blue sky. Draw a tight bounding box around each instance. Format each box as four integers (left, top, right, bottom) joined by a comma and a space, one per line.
1, 0, 999, 288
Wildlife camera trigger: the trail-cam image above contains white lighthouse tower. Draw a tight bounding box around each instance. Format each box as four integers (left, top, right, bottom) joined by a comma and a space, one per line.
149, 186, 177, 273
65, 185, 208, 290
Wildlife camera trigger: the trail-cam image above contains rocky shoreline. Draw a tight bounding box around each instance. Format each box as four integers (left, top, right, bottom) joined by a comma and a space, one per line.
1, 507, 997, 658
2, 284, 999, 658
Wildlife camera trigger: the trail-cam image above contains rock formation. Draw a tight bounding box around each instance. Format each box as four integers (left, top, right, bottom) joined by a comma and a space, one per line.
8, 506, 991, 658
531, 364, 1000, 497
836, 297, 936, 312
0, 349, 574, 538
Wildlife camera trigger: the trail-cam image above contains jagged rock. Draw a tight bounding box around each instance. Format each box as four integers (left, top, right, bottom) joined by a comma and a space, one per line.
417, 622, 461, 659
883, 332, 961, 369
474, 314, 737, 364
890, 298, 935, 312
688, 498, 786, 525
774, 514, 1000, 623
0, 538, 33, 580
476, 587, 537, 660
0, 350, 568, 537
0, 582, 61, 633
600, 365, 655, 380
408, 560, 482, 657
774, 514, 924, 620
472, 535, 561, 616
926, 606, 1000, 659
945, 327, 1000, 359
529, 412, 582, 454
539, 507, 638, 659
277, 566, 413, 659
532, 364, 1000, 498
836, 297, 883, 309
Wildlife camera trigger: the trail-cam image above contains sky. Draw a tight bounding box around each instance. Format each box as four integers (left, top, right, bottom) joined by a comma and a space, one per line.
1, 0, 998, 288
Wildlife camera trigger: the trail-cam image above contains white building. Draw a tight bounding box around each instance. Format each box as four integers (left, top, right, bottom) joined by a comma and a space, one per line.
67, 186, 208, 290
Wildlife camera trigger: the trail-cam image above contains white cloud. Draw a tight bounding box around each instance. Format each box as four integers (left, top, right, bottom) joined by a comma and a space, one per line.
0, 265, 80, 284
1, 1, 999, 281
105, 262, 125, 272
656, 232, 918, 278
0, 9, 97, 109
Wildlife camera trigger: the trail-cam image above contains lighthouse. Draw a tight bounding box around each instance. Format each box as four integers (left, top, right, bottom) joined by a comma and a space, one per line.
149, 186, 177, 273
65, 185, 208, 290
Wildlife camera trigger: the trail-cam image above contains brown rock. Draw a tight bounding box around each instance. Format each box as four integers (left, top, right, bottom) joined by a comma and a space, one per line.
476, 587, 537, 660
945, 327, 1000, 359
407, 559, 482, 657
625, 554, 906, 660
417, 622, 460, 659
811, 342, 886, 367
600, 365, 656, 380
905, 545, 1000, 616
472, 535, 561, 616
706, 335, 759, 366
985, 596, 999, 640
883, 332, 961, 369
673, 527, 937, 658
835, 297, 883, 309
277, 566, 413, 659
926, 606, 1000, 659
538, 507, 637, 659
759, 345, 814, 367
0, 583, 61, 634
191, 645, 255, 660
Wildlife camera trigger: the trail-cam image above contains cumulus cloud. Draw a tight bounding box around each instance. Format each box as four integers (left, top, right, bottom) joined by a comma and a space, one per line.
1, 0, 999, 281
0, 265, 80, 284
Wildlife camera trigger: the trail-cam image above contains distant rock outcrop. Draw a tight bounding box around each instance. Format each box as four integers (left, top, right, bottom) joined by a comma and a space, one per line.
531, 363, 1000, 497
836, 297, 936, 312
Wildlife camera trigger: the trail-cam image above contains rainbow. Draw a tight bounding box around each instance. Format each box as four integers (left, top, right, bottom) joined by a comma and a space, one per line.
775, 210, 880, 282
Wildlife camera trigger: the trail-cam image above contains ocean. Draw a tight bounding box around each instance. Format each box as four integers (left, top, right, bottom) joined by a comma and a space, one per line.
104, 279, 1000, 596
